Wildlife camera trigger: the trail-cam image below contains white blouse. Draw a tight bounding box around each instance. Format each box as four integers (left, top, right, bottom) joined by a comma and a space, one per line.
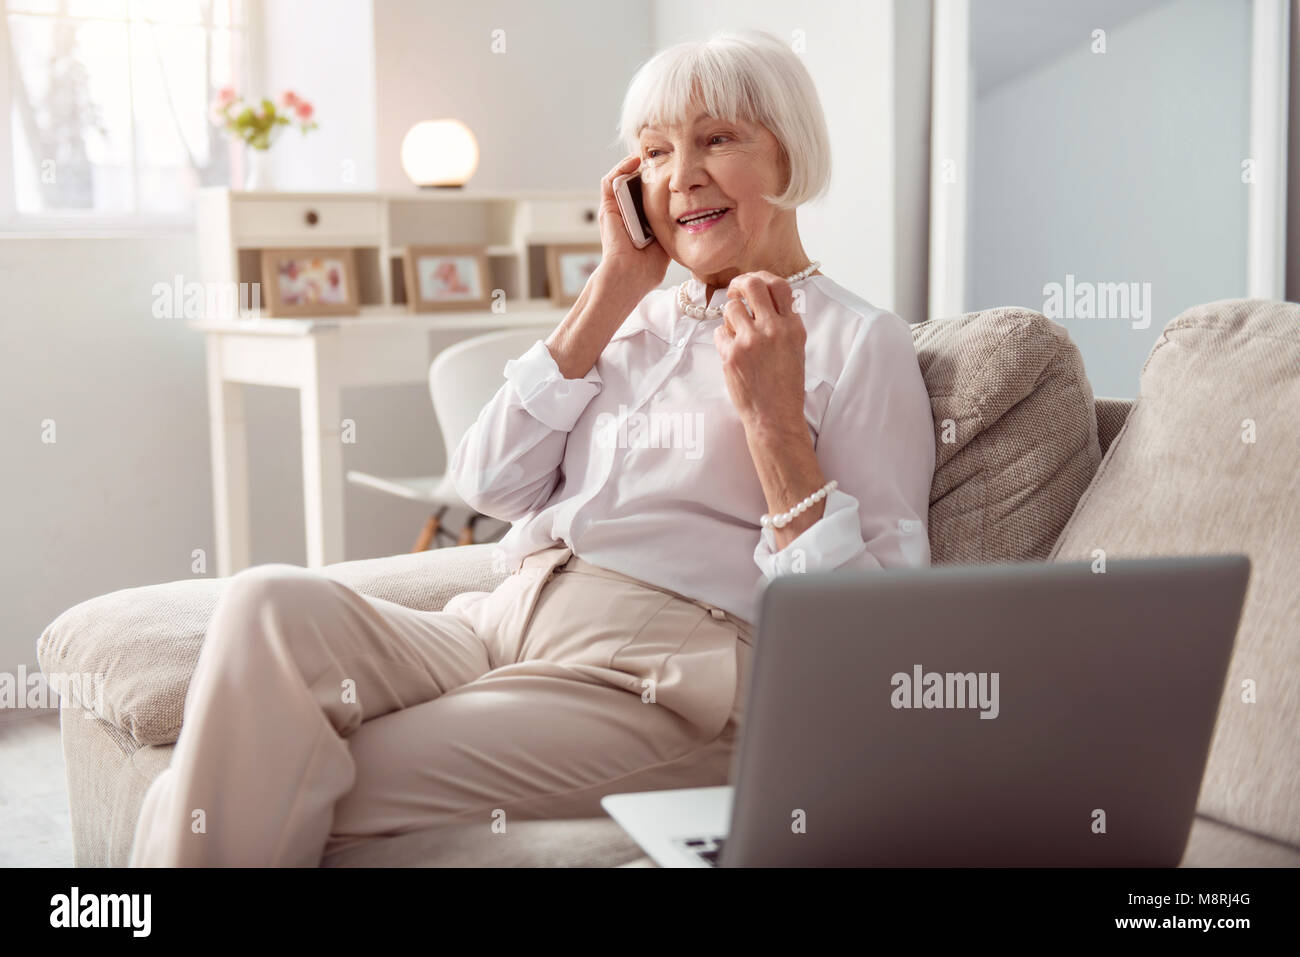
449, 274, 936, 626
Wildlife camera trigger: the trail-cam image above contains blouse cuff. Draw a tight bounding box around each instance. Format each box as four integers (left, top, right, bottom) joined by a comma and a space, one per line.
503, 339, 602, 433
752, 488, 868, 578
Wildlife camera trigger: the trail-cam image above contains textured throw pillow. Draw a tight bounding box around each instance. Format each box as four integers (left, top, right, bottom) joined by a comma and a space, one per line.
911, 307, 1102, 565
1049, 298, 1300, 846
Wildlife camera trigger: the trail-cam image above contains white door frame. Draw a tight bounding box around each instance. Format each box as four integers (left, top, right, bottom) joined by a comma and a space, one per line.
1248, 0, 1291, 299
927, 0, 1291, 319
927, 0, 970, 321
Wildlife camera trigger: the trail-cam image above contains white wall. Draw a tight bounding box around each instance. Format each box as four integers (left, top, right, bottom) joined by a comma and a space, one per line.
373, 0, 654, 191
259, 0, 379, 190
1, 237, 207, 675
969, 0, 1252, 398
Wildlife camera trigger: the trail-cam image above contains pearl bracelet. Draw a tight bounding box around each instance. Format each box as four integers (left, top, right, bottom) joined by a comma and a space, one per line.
760, 479, 838, 530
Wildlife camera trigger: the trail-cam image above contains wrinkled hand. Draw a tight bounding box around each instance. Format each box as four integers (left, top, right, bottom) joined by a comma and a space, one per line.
713, 271, 809, 440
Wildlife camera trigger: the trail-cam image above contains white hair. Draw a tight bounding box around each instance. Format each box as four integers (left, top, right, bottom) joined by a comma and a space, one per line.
615, 29, 832, 210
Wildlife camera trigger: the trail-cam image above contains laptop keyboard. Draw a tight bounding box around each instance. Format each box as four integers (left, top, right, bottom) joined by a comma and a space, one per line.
676, 835, 725, 866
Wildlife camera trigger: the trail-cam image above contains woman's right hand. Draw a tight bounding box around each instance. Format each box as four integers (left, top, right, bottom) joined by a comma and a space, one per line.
596, 154, 671, 298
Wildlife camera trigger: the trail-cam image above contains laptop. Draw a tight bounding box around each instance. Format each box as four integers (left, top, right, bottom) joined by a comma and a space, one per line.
601, 554, 1250, 867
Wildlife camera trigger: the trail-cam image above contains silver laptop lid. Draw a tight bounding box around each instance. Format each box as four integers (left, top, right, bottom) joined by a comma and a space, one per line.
722, 554, 1250, 866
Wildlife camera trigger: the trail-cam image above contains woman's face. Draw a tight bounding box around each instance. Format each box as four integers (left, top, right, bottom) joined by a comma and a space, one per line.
637, 108, 790, 279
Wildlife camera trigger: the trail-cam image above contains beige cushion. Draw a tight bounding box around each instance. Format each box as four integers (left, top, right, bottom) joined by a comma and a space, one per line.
1050, 298, 1300, 846
37, 543, 508, 746
1095, 397, 1133, 456
912, 307, 1101, 565
1179, 816, 1300, 867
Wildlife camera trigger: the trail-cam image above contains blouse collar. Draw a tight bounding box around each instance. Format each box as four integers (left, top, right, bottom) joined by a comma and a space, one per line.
608, 275, 828, 352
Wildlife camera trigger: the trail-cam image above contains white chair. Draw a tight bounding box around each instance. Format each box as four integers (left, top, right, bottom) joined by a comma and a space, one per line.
347, 328, 544, 550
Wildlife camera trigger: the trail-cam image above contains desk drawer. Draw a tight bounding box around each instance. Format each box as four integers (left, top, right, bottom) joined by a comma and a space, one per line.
232, 199, 382, 245
521, 199, 599, 235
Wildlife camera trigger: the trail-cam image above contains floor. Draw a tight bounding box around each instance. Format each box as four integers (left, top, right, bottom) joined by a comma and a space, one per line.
0, 710, 75, 866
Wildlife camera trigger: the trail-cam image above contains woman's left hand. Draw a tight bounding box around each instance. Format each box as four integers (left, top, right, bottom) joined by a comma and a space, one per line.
714, 271, 809, 441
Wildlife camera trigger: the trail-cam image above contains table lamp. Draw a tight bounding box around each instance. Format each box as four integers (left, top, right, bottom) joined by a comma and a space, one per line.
400, 119, 480, 188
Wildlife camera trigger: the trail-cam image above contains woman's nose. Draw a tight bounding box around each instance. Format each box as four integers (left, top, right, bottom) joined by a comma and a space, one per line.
665, 149, 708, 192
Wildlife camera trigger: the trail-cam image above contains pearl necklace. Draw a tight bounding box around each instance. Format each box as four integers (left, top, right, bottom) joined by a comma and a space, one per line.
676, 260, 821, 320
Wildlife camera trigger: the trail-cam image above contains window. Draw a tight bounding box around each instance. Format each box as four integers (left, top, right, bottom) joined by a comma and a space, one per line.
2, 0, 248, 228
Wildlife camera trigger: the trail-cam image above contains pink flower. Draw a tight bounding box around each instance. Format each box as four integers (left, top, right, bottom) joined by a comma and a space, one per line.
281, 90, 299, 107
295, 101, 314, 121
209, 86, 237, 124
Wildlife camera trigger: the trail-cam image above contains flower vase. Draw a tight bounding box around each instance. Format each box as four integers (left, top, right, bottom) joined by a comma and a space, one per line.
243, 146, 274, 191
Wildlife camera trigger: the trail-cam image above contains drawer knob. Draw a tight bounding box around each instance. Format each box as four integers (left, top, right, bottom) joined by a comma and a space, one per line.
583, 208, 595, 223
304, 209, 319, 226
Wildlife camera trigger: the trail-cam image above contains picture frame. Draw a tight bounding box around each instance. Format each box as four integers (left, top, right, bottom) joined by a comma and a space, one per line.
545, 243, 603, 307
259, 247, 360, 318
401, 244, 492, 312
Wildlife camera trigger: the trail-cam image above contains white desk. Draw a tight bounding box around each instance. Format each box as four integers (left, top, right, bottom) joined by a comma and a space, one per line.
189, 303, 561, 576
192, 186, 597, 574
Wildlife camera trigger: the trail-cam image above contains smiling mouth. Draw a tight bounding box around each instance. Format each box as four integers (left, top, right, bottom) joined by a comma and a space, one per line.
676, 207, 731, 227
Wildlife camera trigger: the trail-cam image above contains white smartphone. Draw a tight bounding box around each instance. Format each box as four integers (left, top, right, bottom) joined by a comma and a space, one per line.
613, 169, 656, 248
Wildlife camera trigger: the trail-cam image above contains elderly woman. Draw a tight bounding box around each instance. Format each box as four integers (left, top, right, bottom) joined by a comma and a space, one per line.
130, 29, 934, 867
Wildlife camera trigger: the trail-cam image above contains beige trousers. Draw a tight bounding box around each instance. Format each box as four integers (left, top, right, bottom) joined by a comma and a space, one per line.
128, 544, 754, 866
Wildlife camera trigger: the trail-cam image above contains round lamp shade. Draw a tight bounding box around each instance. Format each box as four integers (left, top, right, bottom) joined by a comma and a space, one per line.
400, 119, 480, 188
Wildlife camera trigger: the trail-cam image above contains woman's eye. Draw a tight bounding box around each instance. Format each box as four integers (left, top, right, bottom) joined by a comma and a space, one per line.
645, 149, 663, 159
709, 134, 731, 145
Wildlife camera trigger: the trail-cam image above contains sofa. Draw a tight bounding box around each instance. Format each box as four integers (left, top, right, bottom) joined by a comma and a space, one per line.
37, 297, 1300, 867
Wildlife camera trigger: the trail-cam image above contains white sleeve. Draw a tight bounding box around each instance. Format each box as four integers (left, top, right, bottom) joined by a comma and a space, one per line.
752, 312, 934, 578
449, 338, 602, 522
